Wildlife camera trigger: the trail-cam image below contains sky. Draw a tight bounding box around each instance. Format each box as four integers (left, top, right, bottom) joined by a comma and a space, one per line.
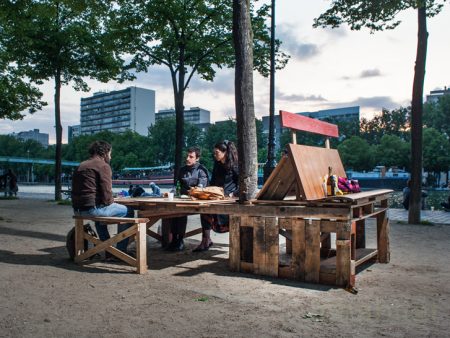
1, 0, 449, 144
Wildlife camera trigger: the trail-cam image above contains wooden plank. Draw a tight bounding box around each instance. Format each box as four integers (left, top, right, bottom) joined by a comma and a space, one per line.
75, 225, 138, 262
321, 248, 377, 273
86, 233, 136, 266
280, 110, 339, 138
136, 222, 147, 274
265, 217, 279, 277
73, 216, 149, 224
319, 272, 337, 285
240, 217, 253, 263
256, 155, 297, 200
291, 218, 306, 280
377, 211, 390, 263
336, 222, 352, 287
239, 261, 253, 274
355, 220, 366, 249
287, 144, 346, 201
75, 219, 84, 257
304, 220, 320, 283
320, 220, 337, 233
185, 228, 202, 238
355, 248, 378, 266
229, 215, 241, 272
279, 265, 294, 279
253, 217, 266, 275
320, 232, 331, 258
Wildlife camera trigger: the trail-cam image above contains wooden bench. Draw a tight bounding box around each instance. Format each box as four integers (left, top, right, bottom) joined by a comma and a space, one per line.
72, 216, 149, 274
228, 110, 391, 287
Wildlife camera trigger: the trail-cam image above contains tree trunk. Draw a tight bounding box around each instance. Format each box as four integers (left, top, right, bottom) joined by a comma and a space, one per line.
233, 0, 258, 202
54, 70, 62, 200
173, 48, 186, 186
408, 6, 428, 224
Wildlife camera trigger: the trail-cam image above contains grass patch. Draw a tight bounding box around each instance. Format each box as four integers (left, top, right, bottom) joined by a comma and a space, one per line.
57, 200, 72, 206
396, 220, 434, 226
0, 196, 18, 200
195, 297, 209, 302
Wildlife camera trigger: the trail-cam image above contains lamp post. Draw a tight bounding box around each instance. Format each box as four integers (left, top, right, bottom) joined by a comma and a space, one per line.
27, 150, 30, 183
263, 0, 276, 182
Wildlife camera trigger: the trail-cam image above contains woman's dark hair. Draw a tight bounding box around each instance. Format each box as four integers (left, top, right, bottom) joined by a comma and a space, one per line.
214, 140, 238, 170
89, 141, 112, 158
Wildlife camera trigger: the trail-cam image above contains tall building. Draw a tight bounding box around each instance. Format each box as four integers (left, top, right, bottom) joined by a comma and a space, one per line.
426, 86, 450, 103
11, 129, 49, 147
68, 125, 81, 142
80, 87, 155, 136
262, 106, 360, 149
156, 107, 211, 125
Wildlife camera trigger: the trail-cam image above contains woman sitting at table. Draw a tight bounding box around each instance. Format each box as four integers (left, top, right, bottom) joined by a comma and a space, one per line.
193, 140, 239, 252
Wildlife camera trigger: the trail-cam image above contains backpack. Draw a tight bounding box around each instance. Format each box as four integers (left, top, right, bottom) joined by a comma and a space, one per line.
66, 223, 97, 260
131, 186, 145, 197
337, 177, 361, 194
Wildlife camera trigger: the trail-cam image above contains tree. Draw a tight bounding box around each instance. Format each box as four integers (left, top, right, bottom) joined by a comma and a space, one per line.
314, 0, 446, 223
0, 65, 46, 120
423, 127, 450, 184
375, 134, 410, 170
233, 0, 258, 201
147, 118, 202, 167
112, 0, 288, 184
424, 94, 450, 138
337, 136, 375, 171
1, 0, 130, 200
360, 107, 411, 144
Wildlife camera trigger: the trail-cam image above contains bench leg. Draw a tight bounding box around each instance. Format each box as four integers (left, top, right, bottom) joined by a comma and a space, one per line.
75, 219, 85, 257
136, 222, 147, 274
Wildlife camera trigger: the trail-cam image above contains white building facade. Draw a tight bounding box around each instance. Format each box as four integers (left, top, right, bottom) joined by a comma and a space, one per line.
80, 87, 155, 136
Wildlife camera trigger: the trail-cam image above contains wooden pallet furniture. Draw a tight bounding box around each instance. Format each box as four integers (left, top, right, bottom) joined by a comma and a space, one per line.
228, 110, 391, 287
72, 216, 149, 274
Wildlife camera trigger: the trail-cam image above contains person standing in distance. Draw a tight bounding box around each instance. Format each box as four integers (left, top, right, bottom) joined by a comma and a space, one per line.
167, 146, 209, 251
71, 141, 133, 259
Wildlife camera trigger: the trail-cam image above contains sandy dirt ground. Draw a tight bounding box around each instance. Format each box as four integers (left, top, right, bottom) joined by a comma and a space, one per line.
0, 198, 449, 338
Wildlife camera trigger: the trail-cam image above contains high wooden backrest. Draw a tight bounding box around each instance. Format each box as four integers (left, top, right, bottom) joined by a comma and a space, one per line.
257, 110, 343, 201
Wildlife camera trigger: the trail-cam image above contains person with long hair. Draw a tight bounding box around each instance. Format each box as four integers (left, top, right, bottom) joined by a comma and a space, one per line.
193, 140, 239, 252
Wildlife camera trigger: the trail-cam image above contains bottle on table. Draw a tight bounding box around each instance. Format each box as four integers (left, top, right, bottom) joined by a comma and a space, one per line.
327, 166, 335, 196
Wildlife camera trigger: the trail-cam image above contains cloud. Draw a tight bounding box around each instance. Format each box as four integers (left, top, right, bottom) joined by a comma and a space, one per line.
342, 68, 382, 80
336, 96, 401, 110
275, 88, 327, 103
277, 25, 321, 60
360, 68, 382, 78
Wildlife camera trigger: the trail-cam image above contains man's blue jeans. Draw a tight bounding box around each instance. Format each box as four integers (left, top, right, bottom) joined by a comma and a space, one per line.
74, 203, 133, 252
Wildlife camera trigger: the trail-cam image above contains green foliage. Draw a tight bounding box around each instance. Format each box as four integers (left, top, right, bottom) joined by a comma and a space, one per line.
374, 134, 410, 169
424, 95, 450, 138
423, 127, 450, 173
337, 136, 375, 171
360, 107, 410, 144
313, 0, 445, 32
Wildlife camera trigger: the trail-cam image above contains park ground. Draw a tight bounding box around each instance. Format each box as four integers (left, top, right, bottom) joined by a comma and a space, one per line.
0, 198, 449, 337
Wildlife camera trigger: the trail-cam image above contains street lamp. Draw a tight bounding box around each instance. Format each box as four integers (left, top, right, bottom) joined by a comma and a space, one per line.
263, 0, 276, 182
27, 150, 30, 183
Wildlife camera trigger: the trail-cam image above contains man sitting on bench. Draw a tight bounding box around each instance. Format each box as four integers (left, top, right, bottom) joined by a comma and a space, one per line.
71, 140, 133, 260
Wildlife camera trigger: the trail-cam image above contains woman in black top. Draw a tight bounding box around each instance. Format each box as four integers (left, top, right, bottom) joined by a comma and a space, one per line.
193, 140, 239, 252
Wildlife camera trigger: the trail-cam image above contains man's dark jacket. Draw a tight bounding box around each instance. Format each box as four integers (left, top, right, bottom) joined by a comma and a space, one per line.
71, 156, 113, 209
178, 162, 209, 194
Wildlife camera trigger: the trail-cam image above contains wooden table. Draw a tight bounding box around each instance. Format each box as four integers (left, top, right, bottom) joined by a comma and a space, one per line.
117, 190, 391, 287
